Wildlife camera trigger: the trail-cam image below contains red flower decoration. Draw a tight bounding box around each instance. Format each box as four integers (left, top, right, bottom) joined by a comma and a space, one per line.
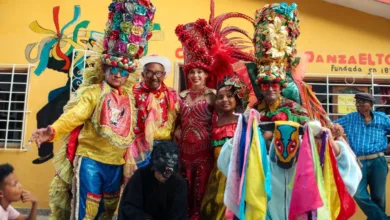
108, 12, 114, 21
292, 28, 300, 37
187, 38, 197, 47
204, 26, 213, 33
146, 32, 153, 40
260, 115, 271, 121
284, 102, 294, 108
175, 25, 184, 34
136, 47, 145, 58
196, 19, 208, 27
271, 112, 288, 121
139, 0, 151, 7
263, 41, 272, 50
109, 30, 120, 40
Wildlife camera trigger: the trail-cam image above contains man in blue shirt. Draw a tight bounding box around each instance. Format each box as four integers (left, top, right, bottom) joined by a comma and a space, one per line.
335, 92, 390, 220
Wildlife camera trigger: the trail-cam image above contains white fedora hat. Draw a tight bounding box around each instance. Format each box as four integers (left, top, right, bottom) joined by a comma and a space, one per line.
140, 55, 172, 78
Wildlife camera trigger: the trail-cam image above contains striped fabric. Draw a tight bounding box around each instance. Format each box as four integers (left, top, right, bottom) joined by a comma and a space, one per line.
334, 111, 390, 156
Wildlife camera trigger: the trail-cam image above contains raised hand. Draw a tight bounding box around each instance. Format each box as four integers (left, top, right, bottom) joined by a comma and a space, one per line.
331, 123, 344, 138
21, 190, 37, 204
324, 127, 341, 156
29, 126, 54, 148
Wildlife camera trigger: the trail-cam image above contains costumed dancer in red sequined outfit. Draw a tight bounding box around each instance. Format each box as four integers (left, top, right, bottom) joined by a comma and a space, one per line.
175, 1, 255, 219
177, 47, 216, 220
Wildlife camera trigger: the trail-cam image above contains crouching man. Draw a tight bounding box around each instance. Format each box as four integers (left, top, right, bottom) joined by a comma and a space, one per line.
118, 141, 187, 220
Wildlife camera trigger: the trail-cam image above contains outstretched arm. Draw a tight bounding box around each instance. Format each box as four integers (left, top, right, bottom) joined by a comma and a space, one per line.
29, 87, 98, 147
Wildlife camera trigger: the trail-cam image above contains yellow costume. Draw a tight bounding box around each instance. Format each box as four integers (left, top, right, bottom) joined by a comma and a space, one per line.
52, 82, 136, 165
46, 0, 157, 218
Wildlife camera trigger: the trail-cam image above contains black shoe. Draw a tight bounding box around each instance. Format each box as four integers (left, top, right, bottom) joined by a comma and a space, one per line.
32, 153, 54, 164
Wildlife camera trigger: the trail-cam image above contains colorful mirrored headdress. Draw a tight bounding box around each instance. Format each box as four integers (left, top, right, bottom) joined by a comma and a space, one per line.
254, 2, 300, 88
101, 0, 156, 73
271, 120, 301, 169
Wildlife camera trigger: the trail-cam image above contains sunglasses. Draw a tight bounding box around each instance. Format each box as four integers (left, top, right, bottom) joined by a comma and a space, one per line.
109, 67, 129, 77
260, 83, 280, 91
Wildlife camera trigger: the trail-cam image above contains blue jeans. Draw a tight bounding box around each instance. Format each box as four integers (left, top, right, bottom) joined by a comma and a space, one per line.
354, 156, 388, 220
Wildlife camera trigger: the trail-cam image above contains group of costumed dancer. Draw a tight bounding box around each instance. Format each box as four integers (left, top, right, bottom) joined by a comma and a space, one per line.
29, 0, 364, 219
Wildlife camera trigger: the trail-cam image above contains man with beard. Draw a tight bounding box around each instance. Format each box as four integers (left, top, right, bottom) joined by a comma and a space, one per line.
118, 141, 187, 220
334, 92, 390, 220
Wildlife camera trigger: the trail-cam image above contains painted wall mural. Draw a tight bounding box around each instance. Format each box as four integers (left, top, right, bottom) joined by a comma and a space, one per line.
25, 5, 162, 164
25, 5, 103, 164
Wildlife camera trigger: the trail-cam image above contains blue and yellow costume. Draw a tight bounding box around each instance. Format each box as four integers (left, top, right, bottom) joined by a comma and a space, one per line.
47, 0, 156, 219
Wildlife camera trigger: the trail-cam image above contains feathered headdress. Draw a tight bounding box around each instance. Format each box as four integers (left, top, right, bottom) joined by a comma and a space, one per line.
175, 0, 255, 89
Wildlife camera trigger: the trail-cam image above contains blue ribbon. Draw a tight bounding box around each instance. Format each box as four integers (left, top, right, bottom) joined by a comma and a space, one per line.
274, 2, 297, 20
34, 39, 58, 75
34, 6, 84, 75
259, 127, 271, 201
61, 6, 81, 35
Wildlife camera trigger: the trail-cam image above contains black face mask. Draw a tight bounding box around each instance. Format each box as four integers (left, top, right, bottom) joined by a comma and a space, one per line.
152, 152, 179, 179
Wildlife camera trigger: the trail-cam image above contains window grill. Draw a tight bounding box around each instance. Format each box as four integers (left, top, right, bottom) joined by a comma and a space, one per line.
69, 49, 100, 97
0, 64, 34, 151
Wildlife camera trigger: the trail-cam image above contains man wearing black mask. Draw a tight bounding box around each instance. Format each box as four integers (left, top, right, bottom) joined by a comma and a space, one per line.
118, 141, 187, 220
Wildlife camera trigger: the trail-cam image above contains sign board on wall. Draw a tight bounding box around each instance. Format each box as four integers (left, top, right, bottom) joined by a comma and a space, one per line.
174, 49, 390, 75
304, 51, 390, 75
332, 86, 369, 118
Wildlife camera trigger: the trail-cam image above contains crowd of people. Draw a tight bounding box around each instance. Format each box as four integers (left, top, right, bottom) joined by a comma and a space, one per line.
1, 0, 390, 220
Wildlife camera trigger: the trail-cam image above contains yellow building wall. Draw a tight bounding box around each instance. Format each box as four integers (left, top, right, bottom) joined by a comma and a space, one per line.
0, 0, 389, 218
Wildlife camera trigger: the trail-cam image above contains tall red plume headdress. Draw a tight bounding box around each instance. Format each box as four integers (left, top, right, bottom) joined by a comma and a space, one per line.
175, 0, 255, 89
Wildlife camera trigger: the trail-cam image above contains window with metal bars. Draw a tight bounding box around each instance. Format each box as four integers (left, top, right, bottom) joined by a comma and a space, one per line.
0, 65, 32, 150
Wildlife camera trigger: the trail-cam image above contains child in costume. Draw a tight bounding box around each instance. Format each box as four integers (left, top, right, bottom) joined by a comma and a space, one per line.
118, 141, 187, 220
29, 0, 156, 219
200, 77, 248, 220
175, 1, 254, 218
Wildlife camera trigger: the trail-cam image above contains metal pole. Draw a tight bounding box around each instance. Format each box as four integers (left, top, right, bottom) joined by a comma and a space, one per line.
4, 65, 16, 149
